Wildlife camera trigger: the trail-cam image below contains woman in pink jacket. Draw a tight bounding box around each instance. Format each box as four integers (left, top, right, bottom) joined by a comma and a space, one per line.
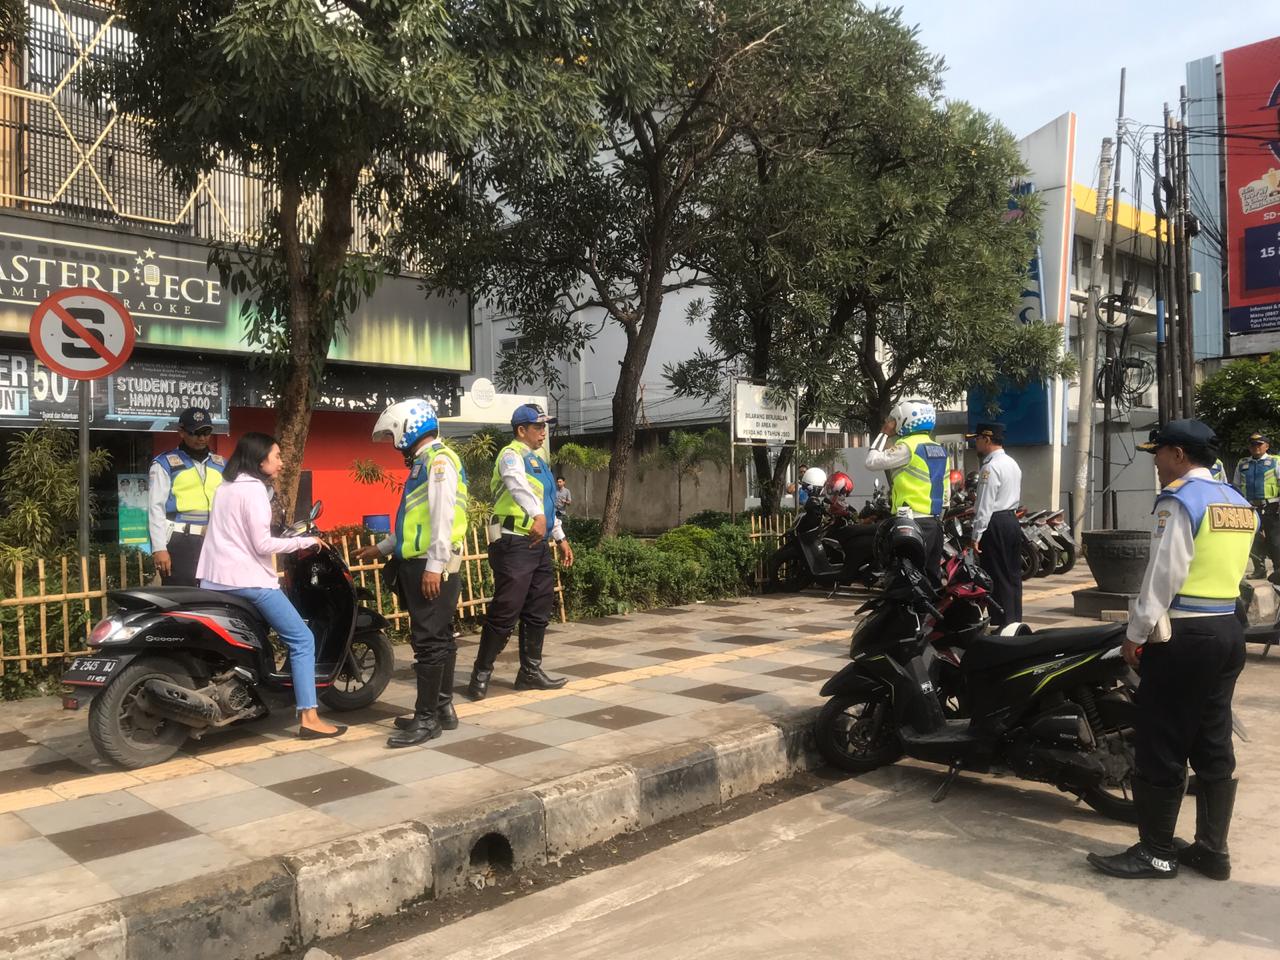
196, 432, 344, 739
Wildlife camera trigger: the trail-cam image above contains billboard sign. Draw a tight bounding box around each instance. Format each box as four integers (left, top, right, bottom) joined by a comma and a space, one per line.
1223, 37, 1280, 334
734, 382, 795, 442
0, 211, 471, 371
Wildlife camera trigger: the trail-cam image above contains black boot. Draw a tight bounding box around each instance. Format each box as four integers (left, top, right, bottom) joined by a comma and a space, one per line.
467, 625, 507, 701
1087, 777, 1183, 879
387, 662, 443, 748
514, 623, 567, 691
437, 649, 459, 730
1174, 778, 1237, 881
394, 652, 459, 730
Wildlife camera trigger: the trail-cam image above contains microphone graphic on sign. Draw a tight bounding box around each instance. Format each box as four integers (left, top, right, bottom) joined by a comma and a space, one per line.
142, 263, 160, 288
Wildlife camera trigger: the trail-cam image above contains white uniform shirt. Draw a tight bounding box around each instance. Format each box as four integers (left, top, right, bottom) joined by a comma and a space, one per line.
376, 445, 463, 573
147, 454, 214, 553
1126, 466, 1218, 646
971, 447, 1022, 542
496, 442, 565, 541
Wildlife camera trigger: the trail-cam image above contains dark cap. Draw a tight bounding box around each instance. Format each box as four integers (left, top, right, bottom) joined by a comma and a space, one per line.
1248, 432, 1270, 445
511, 403, 557, 428
177, 407, 213, 433
1138, 418, 1219, 454
965, 422, 1006, 443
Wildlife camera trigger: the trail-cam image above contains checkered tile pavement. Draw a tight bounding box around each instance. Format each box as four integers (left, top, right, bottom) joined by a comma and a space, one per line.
0, 570, 1097, 929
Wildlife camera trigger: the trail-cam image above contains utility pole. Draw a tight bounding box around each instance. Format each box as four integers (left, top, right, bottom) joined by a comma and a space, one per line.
1178, 86, 1196, 417
1164, 104, 1182, 419
1101, 69, 1126, 529
1152, 133, 1167, 424
1071, 138, 1113, 548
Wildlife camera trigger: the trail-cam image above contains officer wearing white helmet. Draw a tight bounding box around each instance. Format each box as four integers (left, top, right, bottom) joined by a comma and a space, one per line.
865, 399, 951, 576
357, 398, 469, 747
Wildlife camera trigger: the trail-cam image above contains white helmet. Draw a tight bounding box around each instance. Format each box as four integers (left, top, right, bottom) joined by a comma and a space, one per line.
372, 398, 439, 451
800, 467, 827, 491
889, 399, 936, 436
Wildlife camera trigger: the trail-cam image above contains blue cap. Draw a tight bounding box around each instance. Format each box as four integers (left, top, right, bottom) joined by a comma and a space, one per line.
512, 403, 557, 428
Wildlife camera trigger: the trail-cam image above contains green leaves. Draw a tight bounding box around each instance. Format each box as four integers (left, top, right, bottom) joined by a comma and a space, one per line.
0, 429, 112, 558
1197, 353, 1280, 462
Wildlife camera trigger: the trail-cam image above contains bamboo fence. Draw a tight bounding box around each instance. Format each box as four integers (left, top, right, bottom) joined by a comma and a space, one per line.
0, 530, 566, 676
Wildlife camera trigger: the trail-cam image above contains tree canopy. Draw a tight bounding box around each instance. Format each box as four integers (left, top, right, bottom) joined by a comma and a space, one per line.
1197, 353, 1280, 463
97, 0, 627, 516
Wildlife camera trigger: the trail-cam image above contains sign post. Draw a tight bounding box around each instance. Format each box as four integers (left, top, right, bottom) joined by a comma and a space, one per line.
28, 288, 135, 557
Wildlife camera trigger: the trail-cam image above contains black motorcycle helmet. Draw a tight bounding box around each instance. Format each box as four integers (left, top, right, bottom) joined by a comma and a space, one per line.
874, 514, 927, 569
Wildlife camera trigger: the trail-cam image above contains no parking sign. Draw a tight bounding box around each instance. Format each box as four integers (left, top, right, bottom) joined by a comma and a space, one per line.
29, 287, 135, 381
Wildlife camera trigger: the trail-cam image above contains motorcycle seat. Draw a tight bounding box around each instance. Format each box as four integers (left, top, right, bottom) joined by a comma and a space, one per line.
963, 624, 1126, 673
110, 586, 267, 624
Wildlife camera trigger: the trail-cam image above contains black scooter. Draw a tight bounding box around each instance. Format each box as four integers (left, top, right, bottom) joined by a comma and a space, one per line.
63, 502, 395, 769
814, 516, 1140, 822
766, 483, 889, 592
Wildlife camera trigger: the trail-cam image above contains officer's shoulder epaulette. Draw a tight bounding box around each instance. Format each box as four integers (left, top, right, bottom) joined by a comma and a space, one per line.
208, 453, 225, 466
1161, 478, 1188, 493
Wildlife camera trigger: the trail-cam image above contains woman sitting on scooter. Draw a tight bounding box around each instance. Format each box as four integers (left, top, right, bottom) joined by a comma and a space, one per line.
195, 431, 345, 740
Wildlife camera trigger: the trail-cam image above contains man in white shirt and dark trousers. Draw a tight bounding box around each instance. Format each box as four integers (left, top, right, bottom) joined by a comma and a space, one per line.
468, 404, 575, 700
1087, 419, 1254, 881
966, 422, 1022, 626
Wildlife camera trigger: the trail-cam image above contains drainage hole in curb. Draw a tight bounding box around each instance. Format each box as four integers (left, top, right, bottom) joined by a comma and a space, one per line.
469, 832, 514, 873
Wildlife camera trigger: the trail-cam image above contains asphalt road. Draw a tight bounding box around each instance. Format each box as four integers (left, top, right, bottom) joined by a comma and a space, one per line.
351, 647, 1280, 960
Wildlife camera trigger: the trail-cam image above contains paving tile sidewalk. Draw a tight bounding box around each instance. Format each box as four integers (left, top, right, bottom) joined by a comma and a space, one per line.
0, 569, 1097, 930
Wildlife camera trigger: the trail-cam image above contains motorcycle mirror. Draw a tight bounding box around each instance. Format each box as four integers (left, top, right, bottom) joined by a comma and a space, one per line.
309, 500, 324, 523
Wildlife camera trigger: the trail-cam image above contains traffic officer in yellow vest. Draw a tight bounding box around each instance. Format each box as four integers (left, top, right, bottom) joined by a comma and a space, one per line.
147, 407, 225, 586
865, 399, 951, 578
1088, 420, 1254, 881
357, 399, 469, 747
468, 403, 575, 700
1233, 431, 1280, 583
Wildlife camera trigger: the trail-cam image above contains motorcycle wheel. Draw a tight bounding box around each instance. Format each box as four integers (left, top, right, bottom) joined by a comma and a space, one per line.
766, 546, 813, 593
1019, 540, 1041, 581
1052, 534, 1077, 575
88, 657, 192, 770
1035, 542, 1056, 577
1078, 688, 1138, 823
815, 691, 902, 774
320, 630, 395, 711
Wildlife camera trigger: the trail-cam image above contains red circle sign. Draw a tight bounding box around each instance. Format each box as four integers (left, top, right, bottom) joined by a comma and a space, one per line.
29, 287, 135, 381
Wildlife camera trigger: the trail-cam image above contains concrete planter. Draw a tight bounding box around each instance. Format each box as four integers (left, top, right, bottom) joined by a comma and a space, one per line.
1082, 530, 1150, 594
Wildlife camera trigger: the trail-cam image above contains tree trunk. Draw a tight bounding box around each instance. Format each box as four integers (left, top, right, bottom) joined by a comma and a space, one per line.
599, 305, 662, 538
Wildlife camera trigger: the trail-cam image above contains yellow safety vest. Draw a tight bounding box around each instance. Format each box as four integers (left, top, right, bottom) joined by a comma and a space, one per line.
491, 440, 556, 535
157, 450, 225, 522
394, 442, 468, 560
890, 433, 951, 517
1159, 476, 1256, 612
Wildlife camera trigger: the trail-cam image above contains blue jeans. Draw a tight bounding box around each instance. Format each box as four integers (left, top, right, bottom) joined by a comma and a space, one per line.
227, 587, 318, 711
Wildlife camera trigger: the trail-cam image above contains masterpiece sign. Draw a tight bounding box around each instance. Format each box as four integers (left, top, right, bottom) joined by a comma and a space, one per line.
1223, 36, 1280, 334
0, 211, 471, 371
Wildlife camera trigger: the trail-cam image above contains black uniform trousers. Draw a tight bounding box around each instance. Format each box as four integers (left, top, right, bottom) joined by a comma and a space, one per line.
161, 531, 205, 587
485, 534, 556, 638
979, 510, 1023, 626
1249, 503, 1280, 581
1134, 614, 1246, 789
917, 516, 943, 583
394, 557, 462, 666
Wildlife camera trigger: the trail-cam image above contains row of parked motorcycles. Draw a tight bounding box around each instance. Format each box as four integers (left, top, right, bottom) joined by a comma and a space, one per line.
765, 470, 1075, 594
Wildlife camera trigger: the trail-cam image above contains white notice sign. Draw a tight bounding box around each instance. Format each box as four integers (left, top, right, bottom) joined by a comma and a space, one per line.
734, 383, 795, 442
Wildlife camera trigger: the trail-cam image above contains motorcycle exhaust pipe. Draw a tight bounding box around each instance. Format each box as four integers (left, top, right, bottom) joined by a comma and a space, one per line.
137, 679, 220, 729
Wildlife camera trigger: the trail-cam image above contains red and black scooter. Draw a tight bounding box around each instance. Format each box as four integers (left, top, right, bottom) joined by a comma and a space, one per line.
62, 503, 395, 769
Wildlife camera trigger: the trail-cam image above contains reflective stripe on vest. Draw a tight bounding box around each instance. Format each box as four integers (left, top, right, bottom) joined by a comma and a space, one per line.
1235, 455, 1279, 501
491, 440, 555, 535
891, 433, 950, 517
156, 450, 225, 522
394, 442, 468, 561
1209, 459, 1226, 482
1158, 476, 1256, 612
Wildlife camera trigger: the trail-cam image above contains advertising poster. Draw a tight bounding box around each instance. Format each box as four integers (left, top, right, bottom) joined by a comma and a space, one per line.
0, 211, 471, 371
117, 473, 150, 551
1223, 36, 1280, 334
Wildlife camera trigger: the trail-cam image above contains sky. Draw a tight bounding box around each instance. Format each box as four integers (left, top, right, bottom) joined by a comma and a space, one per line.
895, 0, 1273, 194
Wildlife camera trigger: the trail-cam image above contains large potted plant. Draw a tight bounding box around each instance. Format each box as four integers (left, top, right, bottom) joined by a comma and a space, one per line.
1082, 529, 1150, 594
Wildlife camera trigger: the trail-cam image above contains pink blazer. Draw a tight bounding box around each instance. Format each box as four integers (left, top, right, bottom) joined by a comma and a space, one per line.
196, 475, 318, 589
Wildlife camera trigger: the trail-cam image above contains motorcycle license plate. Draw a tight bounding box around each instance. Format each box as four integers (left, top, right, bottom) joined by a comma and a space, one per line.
63, 656, 122, 687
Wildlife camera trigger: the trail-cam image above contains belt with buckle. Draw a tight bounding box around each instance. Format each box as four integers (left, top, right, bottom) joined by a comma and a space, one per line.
169, 522, 207, 536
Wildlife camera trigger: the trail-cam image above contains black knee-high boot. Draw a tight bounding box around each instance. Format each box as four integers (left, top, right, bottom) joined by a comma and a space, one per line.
1174, 778, 1237, 880
387, 662, 443, 748
1087, 777, 1183, 879
514, 623, 567, 691
467, 624, 508, 701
